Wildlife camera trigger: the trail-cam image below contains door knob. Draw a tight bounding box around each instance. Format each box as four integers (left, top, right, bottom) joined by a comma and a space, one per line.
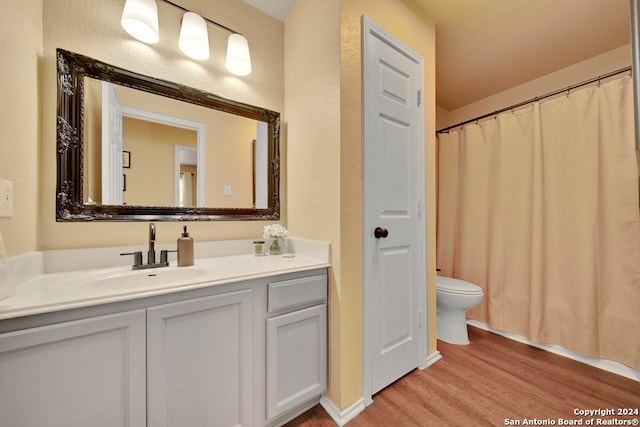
374, 227, 389, 238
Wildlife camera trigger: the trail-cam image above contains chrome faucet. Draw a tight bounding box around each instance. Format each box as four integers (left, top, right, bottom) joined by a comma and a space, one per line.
148, 222, 156, 265
120, 222, 171, 270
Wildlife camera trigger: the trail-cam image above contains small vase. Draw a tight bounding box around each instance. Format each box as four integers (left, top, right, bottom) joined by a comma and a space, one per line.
269, 237, 285, 255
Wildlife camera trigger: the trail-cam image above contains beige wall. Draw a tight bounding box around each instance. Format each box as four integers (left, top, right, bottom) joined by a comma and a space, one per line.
39, 0, 285, 250
0, 0, 42, 257
284, 0, 343, 405
84, 78, 103, 203
285, 0, 437, 409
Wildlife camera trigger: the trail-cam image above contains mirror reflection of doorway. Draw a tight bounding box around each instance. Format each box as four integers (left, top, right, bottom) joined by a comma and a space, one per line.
121, 118, 198, 206
254, 121, 268, 209
179, 171, 195, 207
176, 145, 198, 207
90, 80, 270, 210
99, 81, 205, 207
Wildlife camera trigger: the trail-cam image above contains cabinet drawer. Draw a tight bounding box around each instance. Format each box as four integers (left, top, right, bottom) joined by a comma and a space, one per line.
268, 274, 327, 312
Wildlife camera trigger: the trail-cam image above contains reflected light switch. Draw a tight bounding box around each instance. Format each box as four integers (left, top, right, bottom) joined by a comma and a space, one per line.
0, 179, 14, 218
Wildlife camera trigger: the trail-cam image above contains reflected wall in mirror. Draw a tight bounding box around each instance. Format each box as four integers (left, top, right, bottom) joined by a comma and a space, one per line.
57, 48, 280, 221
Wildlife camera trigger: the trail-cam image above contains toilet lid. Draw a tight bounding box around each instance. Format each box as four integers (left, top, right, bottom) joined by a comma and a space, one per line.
436, 276, 484, 295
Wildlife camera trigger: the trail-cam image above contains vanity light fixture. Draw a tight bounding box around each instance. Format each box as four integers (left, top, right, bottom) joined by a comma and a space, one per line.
120, 0, 252, 75
226, 33, 252, 76
178, 11, 210, 60
121, 0, 160, 44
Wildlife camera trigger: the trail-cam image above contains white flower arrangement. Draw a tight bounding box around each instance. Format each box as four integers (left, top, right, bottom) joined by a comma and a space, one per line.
263, 224, 289, 239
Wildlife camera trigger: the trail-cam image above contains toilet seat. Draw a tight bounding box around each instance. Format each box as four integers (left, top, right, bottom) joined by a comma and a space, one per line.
436, 276, 483, 296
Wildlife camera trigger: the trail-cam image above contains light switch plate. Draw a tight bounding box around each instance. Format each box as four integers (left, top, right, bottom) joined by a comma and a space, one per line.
224, 185, 232, 196
0, 179, 14, 218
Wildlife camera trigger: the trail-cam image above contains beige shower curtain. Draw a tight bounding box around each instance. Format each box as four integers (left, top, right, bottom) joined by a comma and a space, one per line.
437, 76, 640, 369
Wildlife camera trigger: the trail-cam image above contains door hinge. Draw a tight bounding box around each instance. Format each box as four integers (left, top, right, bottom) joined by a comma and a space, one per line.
417, 200, 422, 217
417, 89, 422, 107
418, 311, 422, 328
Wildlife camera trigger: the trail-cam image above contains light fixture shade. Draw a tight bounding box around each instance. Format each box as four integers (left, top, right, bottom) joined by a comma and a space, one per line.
226, 34, 252, 76
179, 12, 210, 61
121, 0, 159, 44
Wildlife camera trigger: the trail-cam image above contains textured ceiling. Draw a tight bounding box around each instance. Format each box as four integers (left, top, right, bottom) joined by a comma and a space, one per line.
243, 0, 630, 111
410, 0, 631, 111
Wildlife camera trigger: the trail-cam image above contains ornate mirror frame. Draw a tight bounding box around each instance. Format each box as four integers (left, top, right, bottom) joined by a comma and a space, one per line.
56, 48, 280, 221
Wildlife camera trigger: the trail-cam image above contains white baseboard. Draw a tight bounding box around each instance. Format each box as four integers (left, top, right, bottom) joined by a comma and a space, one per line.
320, 396, 366, 427
422, 351, 442, 369
468, 320, 640, 382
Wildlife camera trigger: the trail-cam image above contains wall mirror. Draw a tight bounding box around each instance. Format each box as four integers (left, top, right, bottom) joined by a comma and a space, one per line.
56, 49, 280, 221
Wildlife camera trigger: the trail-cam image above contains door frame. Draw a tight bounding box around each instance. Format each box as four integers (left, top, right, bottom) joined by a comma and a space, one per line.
361, 15, 429, 406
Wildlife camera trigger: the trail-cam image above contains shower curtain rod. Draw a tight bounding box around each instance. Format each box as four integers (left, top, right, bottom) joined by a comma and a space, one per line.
436, 66, 632, 134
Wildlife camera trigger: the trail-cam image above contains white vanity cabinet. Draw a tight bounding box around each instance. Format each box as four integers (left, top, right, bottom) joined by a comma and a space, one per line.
0, 264, 328, 427
0, 309, 146, 427
147, 289, 253, 427
265, 274, 327, 421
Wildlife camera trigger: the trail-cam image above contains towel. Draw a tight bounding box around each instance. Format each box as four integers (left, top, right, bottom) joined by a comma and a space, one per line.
0, 231, 16, 302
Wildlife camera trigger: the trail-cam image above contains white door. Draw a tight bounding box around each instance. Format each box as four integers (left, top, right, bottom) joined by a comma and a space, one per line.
362, 16, 426, 397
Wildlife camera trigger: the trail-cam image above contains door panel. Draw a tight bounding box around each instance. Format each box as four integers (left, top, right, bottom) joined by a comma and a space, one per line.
0, 310, 146, 427
147, 290, 252, 427
266, 304, 327, 419
381, 118, 410, 212
364, 18, 425, 395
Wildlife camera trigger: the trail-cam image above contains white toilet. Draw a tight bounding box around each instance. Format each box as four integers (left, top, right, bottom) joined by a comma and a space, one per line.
436, 276, 484, 345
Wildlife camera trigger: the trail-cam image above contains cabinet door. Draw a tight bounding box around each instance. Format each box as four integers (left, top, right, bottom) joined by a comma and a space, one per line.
0, 310, 146, 427
266, 304, 327, 419
147, 289, 253, 427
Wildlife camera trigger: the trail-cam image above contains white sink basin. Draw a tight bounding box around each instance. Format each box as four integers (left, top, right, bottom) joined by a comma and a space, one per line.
82, 267, 209, 290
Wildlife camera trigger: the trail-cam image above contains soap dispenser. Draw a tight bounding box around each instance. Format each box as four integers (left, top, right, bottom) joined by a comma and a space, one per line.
177, 225, 194, 267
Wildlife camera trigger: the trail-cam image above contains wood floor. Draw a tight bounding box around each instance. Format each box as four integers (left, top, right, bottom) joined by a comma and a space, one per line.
286, 326, 640, 426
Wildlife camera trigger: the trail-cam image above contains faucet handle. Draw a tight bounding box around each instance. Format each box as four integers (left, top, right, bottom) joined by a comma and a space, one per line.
160, 249, 177, 264
121, 251, 143, 268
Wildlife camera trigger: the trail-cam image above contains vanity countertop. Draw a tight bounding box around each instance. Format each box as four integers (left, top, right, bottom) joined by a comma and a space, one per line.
0, 253, 329, 321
